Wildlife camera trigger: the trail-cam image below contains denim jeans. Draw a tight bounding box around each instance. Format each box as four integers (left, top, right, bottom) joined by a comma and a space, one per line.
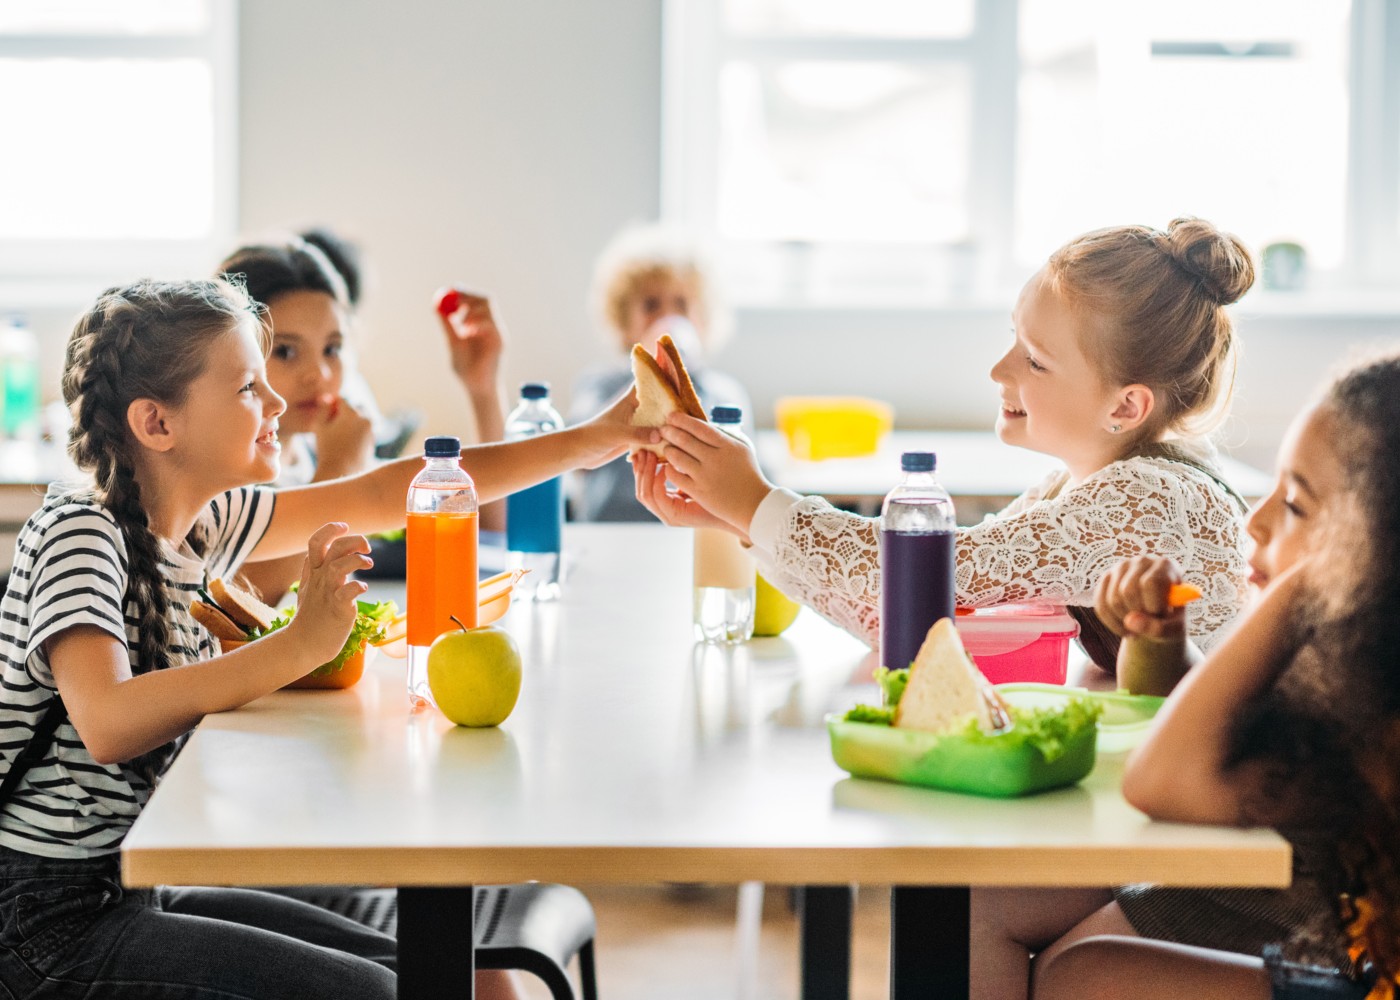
0, 846, 396, 999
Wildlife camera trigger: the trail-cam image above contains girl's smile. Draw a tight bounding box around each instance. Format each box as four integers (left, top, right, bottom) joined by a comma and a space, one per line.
166, 320, 286, 495
990, 269, 1138, 483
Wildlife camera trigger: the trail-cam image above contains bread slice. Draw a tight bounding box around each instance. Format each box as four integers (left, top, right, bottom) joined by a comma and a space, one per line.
630, 335, 708, 456
209, 577, 278, 632
655, 334, 706, 420
190, 599, 248, 643
893, 618, 993, 733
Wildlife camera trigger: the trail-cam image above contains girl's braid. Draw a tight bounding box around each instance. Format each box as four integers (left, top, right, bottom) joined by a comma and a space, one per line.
64, 298, 174, 676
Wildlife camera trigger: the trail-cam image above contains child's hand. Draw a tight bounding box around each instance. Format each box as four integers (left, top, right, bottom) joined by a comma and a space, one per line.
631, 449, 744, 536
436, 289, 505, 396
575, 387, 651, 469
1094, 555, 1188, 640
310, 396, 375, 480
286, 523, 371, 665
654, 413, 773, 534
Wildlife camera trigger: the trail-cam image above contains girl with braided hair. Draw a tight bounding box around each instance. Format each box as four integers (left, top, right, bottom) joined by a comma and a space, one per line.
0, 277, 643, 999
992, 352, 1400, 1000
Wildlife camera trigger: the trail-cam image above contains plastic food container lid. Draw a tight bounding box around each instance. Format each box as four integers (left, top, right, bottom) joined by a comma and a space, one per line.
956, 604, 1079, 656
995, 683, 1164, 754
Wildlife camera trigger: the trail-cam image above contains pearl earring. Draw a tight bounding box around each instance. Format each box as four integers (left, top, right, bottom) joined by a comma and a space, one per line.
1110, 424, 1122, 433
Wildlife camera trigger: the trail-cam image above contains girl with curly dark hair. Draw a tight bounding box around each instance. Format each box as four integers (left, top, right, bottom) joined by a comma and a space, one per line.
1032, 351, 1400, 999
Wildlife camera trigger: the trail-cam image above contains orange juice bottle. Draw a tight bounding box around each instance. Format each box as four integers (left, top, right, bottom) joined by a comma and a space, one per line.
406, 436, 478, 709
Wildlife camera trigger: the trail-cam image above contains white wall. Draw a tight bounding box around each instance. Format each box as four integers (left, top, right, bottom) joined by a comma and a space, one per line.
237, 0, 664, 441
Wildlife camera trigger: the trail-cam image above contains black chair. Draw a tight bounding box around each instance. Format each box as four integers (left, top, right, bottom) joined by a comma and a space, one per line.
278, 883, 597, 1000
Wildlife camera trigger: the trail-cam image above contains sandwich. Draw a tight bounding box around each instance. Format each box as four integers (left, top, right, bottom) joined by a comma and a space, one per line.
191, 578, 280, 651
630, 333, 707, 455
893, 618, 996, 733
193, 578, 397, 689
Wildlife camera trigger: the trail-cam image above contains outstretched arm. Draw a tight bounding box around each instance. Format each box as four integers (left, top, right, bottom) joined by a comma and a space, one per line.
252, 388, 649, 560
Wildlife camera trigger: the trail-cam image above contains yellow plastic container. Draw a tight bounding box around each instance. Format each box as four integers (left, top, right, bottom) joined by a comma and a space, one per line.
774, 397, 894, 461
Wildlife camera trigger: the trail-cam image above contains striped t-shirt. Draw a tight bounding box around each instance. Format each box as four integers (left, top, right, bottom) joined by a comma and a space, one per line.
0, 485, 275, 858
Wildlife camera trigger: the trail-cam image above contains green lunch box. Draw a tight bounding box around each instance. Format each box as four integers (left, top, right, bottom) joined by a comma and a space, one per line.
826, 684, 1161, 797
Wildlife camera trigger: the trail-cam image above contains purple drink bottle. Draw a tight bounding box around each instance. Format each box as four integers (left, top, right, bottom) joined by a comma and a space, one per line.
880, 451, 957, 671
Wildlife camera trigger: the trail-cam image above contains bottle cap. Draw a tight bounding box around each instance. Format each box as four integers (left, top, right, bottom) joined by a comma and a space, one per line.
710, 405, 742, 424
520, 382, 550, 400
424, 435, 461, 457
901, 451, 935, 473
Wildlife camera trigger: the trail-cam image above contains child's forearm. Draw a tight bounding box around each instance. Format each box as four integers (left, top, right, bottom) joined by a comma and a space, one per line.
52, 628, 324, 766
468, 383, 507, 533
1123, 575, 1301, 823
261, 423, 622, 559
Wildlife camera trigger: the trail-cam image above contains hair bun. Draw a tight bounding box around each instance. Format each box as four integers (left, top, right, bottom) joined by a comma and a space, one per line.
1159, 217, 1255, 306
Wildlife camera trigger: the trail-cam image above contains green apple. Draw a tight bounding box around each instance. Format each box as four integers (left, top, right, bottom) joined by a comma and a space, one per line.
427, 624, 522, 727
753, 574, 801, 637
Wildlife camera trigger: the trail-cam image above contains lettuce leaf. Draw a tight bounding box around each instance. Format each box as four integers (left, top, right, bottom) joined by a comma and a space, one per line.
268, 599, 399, 678
875, 666, 908, 707
843, 704, 896, 725
840, 697, 1102, 763
949, 698, 1102, 763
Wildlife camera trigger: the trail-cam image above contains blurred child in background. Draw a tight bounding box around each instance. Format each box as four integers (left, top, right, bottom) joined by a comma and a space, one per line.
569, 223, 751, 521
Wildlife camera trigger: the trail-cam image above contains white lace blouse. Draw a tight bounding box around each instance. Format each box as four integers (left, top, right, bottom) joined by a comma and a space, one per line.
746, 455, 1251, 653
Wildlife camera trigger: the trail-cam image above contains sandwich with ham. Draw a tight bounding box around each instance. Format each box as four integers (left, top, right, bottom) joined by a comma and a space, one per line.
192, 578, 396, 689
630, 333, 707, 455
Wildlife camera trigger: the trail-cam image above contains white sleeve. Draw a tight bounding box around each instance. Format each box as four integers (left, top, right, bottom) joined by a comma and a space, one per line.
754, 457, 1249, 653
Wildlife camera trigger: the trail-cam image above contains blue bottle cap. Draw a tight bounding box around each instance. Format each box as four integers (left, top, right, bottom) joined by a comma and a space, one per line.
710, 405, 742, 424
424, 435, 461, 457
901, 451, 936, 473
520, 382, 550, 399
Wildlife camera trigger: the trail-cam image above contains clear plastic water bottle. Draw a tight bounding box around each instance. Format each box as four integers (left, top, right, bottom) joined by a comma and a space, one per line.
406, 435, 479, 709
880, 451, 957, 672
505, 382, 565, 602
693, 406, 756, 643
0, 316, 40, 443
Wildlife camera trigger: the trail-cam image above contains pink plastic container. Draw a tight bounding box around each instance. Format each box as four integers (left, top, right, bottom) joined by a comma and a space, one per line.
954, 604, 1080, 685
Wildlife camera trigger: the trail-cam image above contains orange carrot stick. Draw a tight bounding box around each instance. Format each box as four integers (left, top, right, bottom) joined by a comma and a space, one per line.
1168, 583, 1203, 607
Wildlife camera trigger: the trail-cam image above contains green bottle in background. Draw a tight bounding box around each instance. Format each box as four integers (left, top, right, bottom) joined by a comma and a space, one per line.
0, 317, 40, 442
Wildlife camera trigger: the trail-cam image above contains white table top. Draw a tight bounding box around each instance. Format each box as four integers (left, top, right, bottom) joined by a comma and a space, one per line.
756, 430, 1274, 516
122, 524, 1288, 891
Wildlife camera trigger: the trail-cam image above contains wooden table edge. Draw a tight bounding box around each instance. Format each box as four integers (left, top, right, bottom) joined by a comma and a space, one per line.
122, 843, 1292, 889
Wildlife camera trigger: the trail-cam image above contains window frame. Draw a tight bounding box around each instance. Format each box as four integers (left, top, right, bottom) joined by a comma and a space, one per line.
663, 0, 1400, 306
0, 0, 238, 301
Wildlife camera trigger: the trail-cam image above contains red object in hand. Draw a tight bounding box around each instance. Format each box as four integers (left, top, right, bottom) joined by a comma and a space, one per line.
434, 287, 462, 317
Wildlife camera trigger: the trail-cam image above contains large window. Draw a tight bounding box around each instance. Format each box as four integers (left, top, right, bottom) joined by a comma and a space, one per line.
663, 0, 1400, 304
0, 0, 237, 297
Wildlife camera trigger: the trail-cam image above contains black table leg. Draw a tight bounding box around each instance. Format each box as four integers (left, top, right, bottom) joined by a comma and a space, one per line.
398, 886, 475, 1000
799, 884, 854, 1000
891, 886, 969, 1000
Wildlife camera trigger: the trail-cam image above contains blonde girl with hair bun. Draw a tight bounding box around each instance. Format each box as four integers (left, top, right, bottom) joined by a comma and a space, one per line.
635, 216, 1257, 666
0, 278, 643, 1000
570, 222, 752, 521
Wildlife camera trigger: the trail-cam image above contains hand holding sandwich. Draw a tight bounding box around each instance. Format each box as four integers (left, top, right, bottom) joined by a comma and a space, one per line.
632, 418, 772, 537
627, 333, 775, 535
47, 523, 372, 767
